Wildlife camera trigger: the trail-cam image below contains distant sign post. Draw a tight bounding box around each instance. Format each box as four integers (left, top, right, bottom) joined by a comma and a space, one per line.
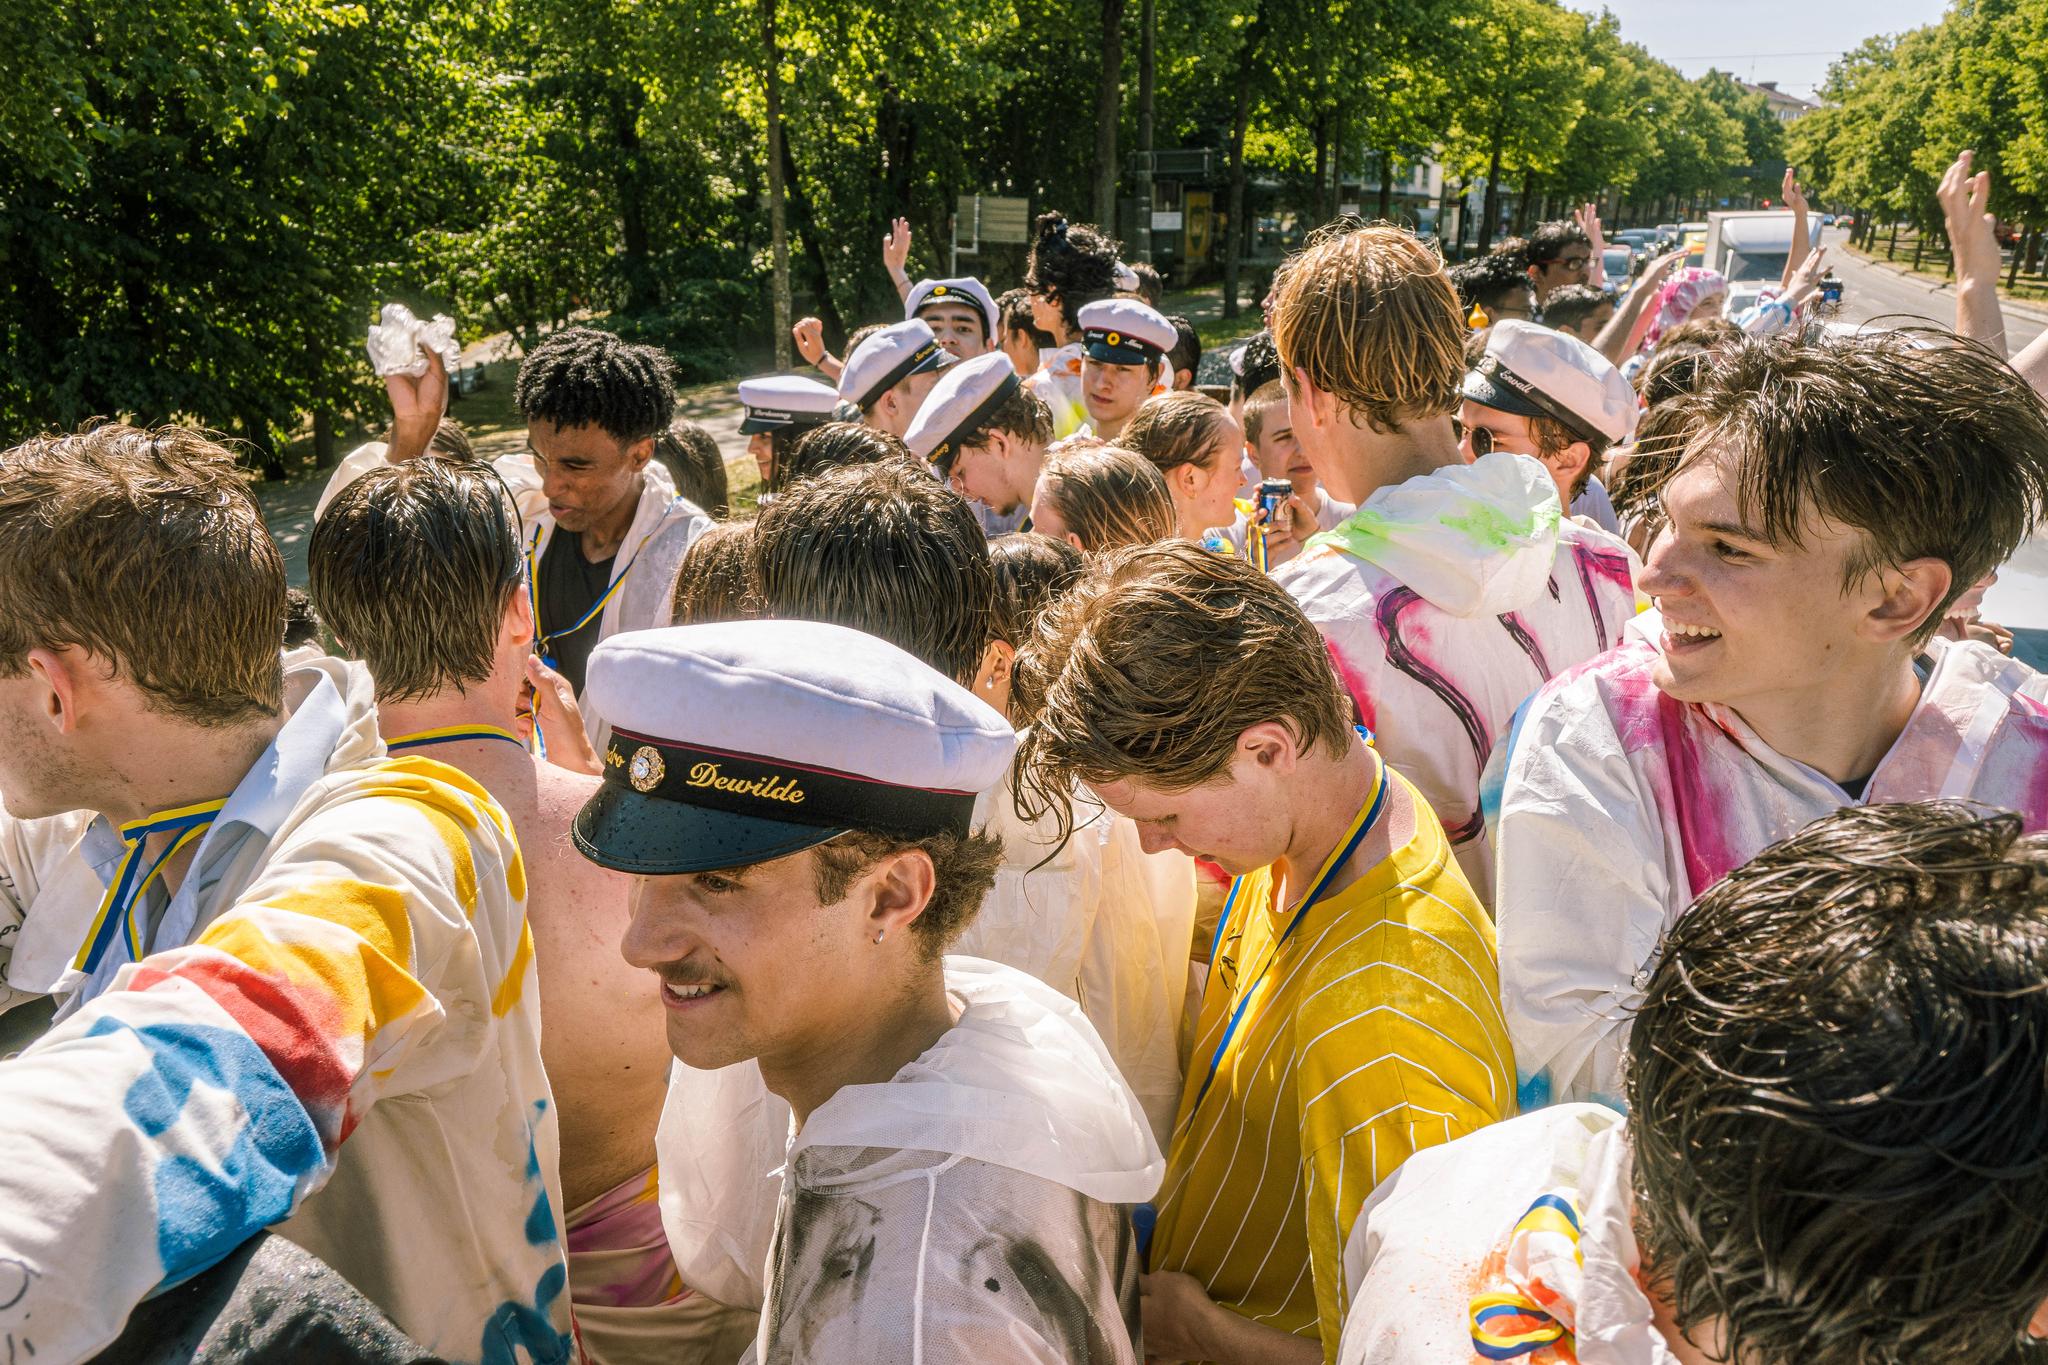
952, 194, 1032, 272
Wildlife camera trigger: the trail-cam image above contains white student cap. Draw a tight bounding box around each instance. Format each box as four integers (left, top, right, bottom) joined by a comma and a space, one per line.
737, 375, 839, 435
1462, 319, 1638, 447
838, 320, 949, 411
1078, 298, 1175, 366
574, 620, 1017, 875
901, 352, 1020, 474
905, 277, 999, 339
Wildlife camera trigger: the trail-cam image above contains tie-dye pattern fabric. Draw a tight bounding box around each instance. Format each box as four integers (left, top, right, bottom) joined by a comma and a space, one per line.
1028, 343, 1093, 441
1275, 454, 1638, 906
1493, 626, 2048, 1110
0, 754, 570, 1363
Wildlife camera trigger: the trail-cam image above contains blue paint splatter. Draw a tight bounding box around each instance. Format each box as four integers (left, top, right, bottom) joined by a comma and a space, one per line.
91, 1016, 324, 1288
479, 1262, 572, 1365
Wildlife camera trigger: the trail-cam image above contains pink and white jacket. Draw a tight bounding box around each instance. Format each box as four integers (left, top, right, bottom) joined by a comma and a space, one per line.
1275, 453, 1638, 906
1494, 622, 2048, 1110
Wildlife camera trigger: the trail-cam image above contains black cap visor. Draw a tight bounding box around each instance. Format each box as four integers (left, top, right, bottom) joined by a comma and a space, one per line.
1460, 368, 1549, 423
573, 780, 848, 875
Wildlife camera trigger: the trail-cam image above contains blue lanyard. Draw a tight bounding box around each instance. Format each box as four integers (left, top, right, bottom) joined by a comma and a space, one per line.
386, 724, 529, 753
74, 799, 229, 975
526, 506, 673, 668
1186, 748, 1388, 1121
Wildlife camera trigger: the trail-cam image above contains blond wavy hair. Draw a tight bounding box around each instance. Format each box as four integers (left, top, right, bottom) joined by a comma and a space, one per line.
1269, 219, 1465, 433
1035, 443, 1177, 551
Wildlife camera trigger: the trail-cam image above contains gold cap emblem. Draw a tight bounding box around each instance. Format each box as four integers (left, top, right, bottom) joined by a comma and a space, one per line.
1106, 331, 1122, 346
628, 746, 665, 792
932, 284, 951, 296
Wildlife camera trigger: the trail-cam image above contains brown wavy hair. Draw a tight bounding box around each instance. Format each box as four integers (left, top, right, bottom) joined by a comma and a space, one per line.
1269, 219, 1465, 433
1034, 443, 1177, 551
1120, 390, 1237, 477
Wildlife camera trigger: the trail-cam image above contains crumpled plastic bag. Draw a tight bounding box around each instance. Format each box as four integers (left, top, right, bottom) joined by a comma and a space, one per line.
366, 302, 460, 378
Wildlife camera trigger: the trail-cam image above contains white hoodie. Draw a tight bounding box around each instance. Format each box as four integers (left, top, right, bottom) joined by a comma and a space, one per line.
748, 957, 1162, 1363
1274, 452, 1638, 905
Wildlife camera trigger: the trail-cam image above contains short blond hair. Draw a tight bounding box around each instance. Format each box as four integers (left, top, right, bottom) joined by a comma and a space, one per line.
1035, 444, 1177, 551
1016, 541, 1355, 819
1270, 221, 1465, 433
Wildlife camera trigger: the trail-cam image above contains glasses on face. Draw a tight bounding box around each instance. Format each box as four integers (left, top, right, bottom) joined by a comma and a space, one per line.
1549, 254, 1591, 274
1450, 419, 1505, 458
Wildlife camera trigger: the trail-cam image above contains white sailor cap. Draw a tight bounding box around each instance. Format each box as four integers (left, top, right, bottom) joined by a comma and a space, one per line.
904, 277, 998, 338
1113, 262, 1141, 292
838, 320, 949, 411
574, 620, 1016, 874
1462, 319, 1638, 447
738, 374, 840, 435
1078, 298, 1175, 366
901, 352, 1020, 473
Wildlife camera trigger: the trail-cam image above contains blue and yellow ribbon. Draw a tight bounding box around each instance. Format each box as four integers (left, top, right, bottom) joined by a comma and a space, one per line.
74, 798, 230, 975
1469, 1193, 1584, 1360
526, 509, 674, 670
387, 724, 528, 753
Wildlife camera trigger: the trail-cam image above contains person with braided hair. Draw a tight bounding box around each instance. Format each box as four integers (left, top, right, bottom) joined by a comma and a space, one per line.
507, 327, 710, 714
1022, 211, 1125, 440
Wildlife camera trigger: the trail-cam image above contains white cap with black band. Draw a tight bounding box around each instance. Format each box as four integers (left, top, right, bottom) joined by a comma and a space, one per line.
902, 352, 1021, 474
839, 319, 949, 411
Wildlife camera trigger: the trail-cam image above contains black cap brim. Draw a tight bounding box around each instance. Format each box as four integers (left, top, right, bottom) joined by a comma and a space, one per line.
1461, 369, 1549, 422
572, 780, 848, 874
1084, 341, 1160, 367
737, 414, 785, 435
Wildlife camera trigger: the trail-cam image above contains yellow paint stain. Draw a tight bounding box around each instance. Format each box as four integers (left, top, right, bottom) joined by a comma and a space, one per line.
201, 880, 429, 1039
492, 920, 536, 1017
363, 757, 527, 907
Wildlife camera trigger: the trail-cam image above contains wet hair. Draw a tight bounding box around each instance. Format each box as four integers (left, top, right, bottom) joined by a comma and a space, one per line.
1526, 219, 1590, 267
1668, 328, 2048, 640
1489, 235, 1531, 272
813, 827, 1003, 959
668, 518, 757, 626
1024, 212, 1122, 335
1272, 221, 1466, 431
1165, 314, 1201, 385
1636, 318, 1741, 407
998, 287, 1055, 349
1449, 253, 1534, 315
309, 459, 524, 703
1121, 390, 1237, 477
1629, 800, 2048, 1365
1034, 443, 1178, 552
514, 326, 676, 445
1241, 380, 1291, 449
282, 588, 323, 649
1604, 400, 1688, 541
1015, 541, 1354, 825
751, 459, 994, 688
0, 424, 284, 725
428, 418, 475, 463
988, 532, 1085, 649
782, 422, 909, 490
1230, 332, 1281, 403
961, 383, 1055, 452
655, 418, 730, 518
1538, 284, 1611, 333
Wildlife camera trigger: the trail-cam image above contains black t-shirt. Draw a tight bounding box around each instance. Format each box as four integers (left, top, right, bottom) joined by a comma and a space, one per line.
535, 530, 616, 695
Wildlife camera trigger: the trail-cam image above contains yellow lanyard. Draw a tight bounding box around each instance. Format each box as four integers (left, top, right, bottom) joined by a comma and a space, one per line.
74, 798, 230, 974
386, 724, 527, 753
526, 508, 674, 667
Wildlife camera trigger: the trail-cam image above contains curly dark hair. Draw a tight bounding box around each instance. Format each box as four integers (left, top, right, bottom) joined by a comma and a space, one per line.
1526, 219, 1590, 267
1230, 331, 1281, 403
514, 326, 676, 445
1629, 800, 2048, 1365
998, 287, 1055, 349
1024, 211, 1122, 335
751, 459, 994, 688
1667, 326, 2048, 640
1537, 283, 1610, 333
1448, 253, 1533, 314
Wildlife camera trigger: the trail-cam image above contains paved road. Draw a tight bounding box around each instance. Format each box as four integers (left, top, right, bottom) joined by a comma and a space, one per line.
1819, 225, 2046, 350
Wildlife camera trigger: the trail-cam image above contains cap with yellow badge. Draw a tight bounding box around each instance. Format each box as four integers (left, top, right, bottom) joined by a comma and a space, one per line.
905, 277, 998, 340
1077, 298, 1175, 367
572, 620, 1017, 874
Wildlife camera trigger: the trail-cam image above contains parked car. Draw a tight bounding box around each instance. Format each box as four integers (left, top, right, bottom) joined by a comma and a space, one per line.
1601, 245, 1635, 285
1612, 229, 1659, 250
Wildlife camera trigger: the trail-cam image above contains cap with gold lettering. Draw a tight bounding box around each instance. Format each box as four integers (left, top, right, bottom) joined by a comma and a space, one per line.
573, 620, 1017, 874
905, 276, 998, 341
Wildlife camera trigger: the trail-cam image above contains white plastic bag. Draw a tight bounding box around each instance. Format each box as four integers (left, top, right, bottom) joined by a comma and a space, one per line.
366, 302, 460, 378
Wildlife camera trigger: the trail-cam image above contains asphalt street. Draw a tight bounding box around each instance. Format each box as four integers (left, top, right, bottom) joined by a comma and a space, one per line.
1817, 224, 2046, 350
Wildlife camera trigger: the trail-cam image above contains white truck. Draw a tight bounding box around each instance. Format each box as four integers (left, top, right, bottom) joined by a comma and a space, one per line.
1701, 210, 1824, 316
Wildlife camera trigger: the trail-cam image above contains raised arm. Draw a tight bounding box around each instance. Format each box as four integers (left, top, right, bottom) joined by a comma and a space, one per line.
1938, 149, 2009, 357
1576, 202, 1608, 290
1595, 248, 1683, 364
883, 217, 913, 305
1780, 168, 1812, 290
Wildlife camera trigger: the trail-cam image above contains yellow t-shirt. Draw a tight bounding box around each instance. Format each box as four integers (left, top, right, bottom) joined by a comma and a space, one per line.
1147, 765, 1515, 1362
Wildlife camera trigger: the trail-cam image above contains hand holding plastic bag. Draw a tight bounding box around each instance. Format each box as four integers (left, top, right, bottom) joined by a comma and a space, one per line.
366, 302, 459, 378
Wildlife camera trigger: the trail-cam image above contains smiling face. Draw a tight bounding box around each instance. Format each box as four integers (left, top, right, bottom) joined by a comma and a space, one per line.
918, 303, 991, 359
1640, 452, 1905, 714
1081, 357, 1157, 436
619, 846, 867, 1071
529, 418, 649, 534
747, 431, 776, 486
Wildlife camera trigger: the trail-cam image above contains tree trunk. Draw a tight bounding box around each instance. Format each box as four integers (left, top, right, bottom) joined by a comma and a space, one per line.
1912, 229, 1925, 272
761, 0, 791, 368
1378, 148, 1395, 222
1221, 13, 1264, 318
1888, 217, 1900, 258
1311, 113, 1329, 225
1092, 0, 1126, 228
313, 408, 337, 470
1134, 0, 1155, 263
1478, 138, 1503, 253
780, 135, 848, 338
1454, 178, 1470, 257
242, 413, 284, 482
1330, 112, 1345, 220
612, 81, 658, 314
1513, 168, 1536, 235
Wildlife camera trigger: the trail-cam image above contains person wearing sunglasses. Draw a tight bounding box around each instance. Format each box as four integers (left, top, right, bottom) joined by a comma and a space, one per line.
1524, 219, 1595, 307
1457, 319, 1637, 535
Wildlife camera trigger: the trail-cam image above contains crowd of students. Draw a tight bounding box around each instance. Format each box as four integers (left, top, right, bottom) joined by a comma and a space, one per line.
0, 168, 2046, 1365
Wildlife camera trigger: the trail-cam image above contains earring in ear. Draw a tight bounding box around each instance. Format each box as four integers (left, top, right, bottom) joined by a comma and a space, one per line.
873, 928, 887, 945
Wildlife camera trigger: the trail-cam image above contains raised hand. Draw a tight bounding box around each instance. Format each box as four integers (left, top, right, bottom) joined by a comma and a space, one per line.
1939, 150, 2009, 353
384, 347, 449, 463
882, 217, 912, 274
791, 316, 828, 367
1780, 166, 1809, 217
1782, 244, 1829, 310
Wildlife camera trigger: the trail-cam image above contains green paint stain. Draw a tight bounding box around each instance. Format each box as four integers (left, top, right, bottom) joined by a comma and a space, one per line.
1306, 506, 1397, 559
1442, 496, 1558, 551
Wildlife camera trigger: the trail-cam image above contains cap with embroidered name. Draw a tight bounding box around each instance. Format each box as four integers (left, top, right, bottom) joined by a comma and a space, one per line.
905, 277, 999, 340
838, 320, 949, 411
902, 352, 1021, 472
574, 620, 1017, 875
1462, 319, 1637, 447
738, 375, 840, 435
1078, 298, 1175, 367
